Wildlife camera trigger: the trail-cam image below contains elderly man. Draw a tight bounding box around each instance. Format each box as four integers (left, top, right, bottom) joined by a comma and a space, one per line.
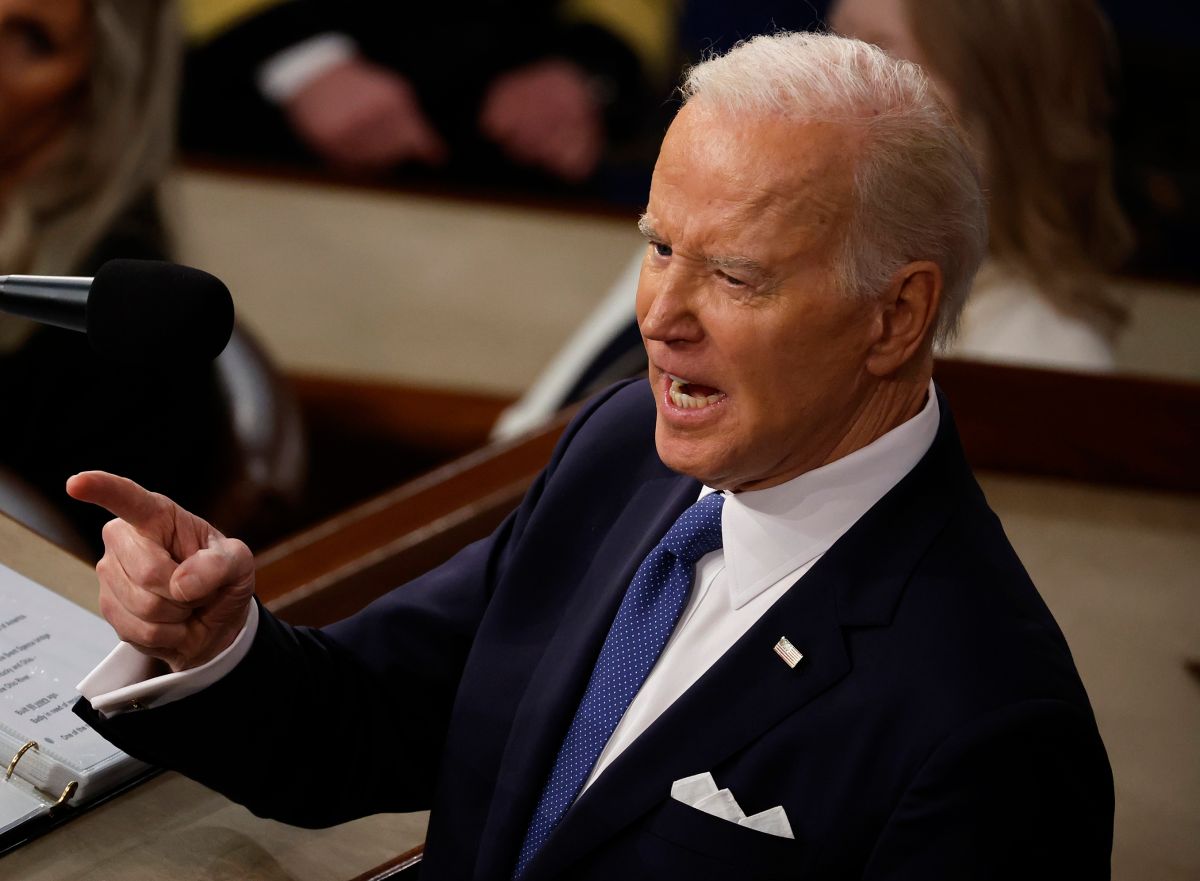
70, 32, 1111, 881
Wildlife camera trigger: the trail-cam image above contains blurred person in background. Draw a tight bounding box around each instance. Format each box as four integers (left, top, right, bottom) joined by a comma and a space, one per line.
830, 0, 1135, 371
0, 0, 299, 554
0, 0, 174, 275
180, 0, 678, 189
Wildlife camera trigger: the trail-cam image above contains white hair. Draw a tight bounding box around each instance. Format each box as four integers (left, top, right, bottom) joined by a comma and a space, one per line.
682, 32, 988, 344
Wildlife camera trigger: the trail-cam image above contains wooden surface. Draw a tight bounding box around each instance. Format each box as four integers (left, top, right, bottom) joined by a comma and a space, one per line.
937, 358, 1200, 491
291, 374, 512, 458
277, 375, 516, 550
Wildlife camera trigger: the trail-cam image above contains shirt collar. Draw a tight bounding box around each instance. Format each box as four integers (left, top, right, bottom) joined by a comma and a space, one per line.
702, 381, 940, 610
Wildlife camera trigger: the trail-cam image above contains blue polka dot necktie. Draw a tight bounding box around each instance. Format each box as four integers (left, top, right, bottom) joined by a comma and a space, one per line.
512, 491, 726, 878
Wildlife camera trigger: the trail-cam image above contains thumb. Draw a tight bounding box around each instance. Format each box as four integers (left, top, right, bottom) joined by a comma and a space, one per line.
169, 536, 256, 606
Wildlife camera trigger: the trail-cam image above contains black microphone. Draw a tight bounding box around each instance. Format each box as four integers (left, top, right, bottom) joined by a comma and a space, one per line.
0, 259, 235, 363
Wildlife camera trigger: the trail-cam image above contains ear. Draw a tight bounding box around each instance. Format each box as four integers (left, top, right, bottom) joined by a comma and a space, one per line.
866, 260, 942, 376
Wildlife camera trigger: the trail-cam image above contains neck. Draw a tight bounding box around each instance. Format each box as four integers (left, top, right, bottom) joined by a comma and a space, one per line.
819, 373, 930, 468
730, 368, 932, 494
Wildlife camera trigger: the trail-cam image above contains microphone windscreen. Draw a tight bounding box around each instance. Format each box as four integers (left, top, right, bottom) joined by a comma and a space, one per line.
87, 260, 235, 363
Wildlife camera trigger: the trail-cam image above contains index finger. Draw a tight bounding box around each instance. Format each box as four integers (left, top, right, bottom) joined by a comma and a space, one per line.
66, 471, 169, 535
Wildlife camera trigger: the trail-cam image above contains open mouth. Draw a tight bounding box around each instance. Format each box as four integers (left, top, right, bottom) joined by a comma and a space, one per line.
667, 373, 727, 409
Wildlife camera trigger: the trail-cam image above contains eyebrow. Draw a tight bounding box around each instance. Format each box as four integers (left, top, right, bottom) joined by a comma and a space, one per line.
639, 214, 776, 284
706, 254, 771, 279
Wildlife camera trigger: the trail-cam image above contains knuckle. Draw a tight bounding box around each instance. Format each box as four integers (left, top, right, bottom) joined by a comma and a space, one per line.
133, 620, 173, 650
100, 517, 124, 544
128, 588, 171, 621
148, 491, 172, 517
124, 556, 152, 585
224, 538, 253, 567
127, 556, 169, 588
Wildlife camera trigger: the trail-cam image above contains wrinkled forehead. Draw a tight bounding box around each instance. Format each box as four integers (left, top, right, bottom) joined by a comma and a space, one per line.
649, 101, 862, 249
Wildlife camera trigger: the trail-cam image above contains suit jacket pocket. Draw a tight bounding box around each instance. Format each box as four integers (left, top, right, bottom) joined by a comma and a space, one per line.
637, 796, 798, 879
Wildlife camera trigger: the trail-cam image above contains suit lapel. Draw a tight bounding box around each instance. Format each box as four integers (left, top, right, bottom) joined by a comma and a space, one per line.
520, 389, 973, 881
472, 472, 700, 880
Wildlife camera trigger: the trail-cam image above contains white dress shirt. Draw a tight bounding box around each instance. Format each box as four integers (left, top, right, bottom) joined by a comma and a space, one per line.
80, 384, 940, 779
79, 603, 260, 716
256, 33, 358, 103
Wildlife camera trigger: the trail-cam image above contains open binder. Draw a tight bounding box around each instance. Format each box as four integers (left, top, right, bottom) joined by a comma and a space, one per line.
0, 560, 150, 853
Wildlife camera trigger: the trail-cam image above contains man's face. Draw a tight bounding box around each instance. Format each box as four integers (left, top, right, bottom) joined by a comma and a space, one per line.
637, 102, 883, 492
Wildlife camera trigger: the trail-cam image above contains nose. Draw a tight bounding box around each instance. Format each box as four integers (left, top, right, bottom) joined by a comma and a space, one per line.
637, 257, 703, 345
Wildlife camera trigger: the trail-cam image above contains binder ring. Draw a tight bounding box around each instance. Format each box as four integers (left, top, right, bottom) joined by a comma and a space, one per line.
51, 780, 78, 811
5, 740, 38, 780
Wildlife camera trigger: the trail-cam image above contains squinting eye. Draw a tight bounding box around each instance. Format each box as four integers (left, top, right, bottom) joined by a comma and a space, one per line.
651, 242, 672, 258
718, 271, 746, 287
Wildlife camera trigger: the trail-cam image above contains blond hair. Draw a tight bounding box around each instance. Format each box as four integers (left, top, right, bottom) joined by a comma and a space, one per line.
682, 31, 988, 345
906, 0, 1133, 335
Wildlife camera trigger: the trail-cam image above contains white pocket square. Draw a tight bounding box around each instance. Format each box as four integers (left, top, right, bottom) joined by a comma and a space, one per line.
670, 772, 795, 839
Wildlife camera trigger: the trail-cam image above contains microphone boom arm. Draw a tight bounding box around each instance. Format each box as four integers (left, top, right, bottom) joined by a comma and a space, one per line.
0, 275, 91, 333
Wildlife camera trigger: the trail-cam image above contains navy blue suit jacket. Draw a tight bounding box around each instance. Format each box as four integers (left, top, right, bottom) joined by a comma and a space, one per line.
78, 379, 1113, 879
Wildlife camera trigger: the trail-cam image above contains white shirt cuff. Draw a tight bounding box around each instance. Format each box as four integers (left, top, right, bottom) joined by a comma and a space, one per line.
256, 33, 359, 103
77, 602, 260, 718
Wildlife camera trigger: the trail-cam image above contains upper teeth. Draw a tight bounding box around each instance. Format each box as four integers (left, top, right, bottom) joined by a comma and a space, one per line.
668, 374, 725, 409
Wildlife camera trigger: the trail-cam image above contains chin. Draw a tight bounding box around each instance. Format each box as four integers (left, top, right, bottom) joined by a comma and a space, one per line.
653, 422, 726, 485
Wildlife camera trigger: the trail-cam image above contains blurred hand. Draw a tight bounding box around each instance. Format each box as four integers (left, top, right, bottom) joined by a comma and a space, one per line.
66, 472, 256, 673
283, 57, 447, 170
479, 59, 604, 182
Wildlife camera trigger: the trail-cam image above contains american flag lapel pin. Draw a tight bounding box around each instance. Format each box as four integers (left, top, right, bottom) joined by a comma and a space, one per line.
773, 636, 804, 669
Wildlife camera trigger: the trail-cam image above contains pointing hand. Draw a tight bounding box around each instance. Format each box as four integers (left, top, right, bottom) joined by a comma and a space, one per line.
66, 471, 255, 673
